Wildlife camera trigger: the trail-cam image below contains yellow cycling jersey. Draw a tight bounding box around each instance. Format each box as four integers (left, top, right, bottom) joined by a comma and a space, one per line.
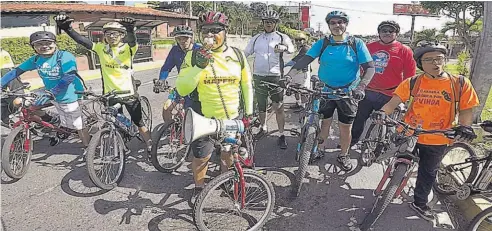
176, 45, 253, 119
1, 49, 15, 69
92, 42, 137, 96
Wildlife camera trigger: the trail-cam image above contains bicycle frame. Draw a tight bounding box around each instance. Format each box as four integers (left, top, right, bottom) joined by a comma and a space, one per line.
444, 150, 492, 193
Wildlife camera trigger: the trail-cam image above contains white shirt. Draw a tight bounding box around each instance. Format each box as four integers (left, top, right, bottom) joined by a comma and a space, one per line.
244, 31, 295, 76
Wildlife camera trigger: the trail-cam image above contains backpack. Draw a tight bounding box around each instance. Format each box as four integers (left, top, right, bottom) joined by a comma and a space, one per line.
34, 50, 87, 95
252, 32, 286, 77
407, 73, 464, 123
318, 35, 358, 64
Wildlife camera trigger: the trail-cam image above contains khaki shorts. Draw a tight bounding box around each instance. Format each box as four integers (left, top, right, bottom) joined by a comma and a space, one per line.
53, 101, 83, 130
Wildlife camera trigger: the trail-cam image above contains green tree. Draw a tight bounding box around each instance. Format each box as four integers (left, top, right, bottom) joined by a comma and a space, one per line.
421, 1, 484, 52
413, 28, 447, 45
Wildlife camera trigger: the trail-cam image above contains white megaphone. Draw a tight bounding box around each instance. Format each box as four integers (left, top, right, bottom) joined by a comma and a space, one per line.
184, 108, 245, 144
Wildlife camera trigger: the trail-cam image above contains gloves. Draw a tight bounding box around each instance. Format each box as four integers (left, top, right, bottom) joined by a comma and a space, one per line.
34, 91, 53, 106
370, 110, 386, 124
153, 80, 168, 93
274, 44, 288, 53
54, 14, 73, 31
120, 17, 136, 31
279, 75, 292, 88
452, 125, 477, 143
352, 86, 366, 101
192, 48, 213, 69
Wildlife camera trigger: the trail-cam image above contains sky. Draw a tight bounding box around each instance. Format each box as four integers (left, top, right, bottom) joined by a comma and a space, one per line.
85, 0, 453, 36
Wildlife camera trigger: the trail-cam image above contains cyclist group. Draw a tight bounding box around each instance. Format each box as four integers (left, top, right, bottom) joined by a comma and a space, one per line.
0, 9, 480, 223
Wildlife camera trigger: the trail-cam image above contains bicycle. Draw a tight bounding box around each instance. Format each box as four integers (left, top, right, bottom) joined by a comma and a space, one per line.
359, 103, 407, 167
360, 116, 456, 231
434, 121, 492, 200
190, 108, 274, 231
150, 78, 190, 172
78, 88, 152, 190
260, 76, 351, 197
1, 83, 99, 179
467, 206, 492, 231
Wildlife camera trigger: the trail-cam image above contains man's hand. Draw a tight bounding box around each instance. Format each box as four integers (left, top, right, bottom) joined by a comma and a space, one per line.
352, 85, 366, 101
279, 75, 292, 88
453, 125, 477, 143
370, 110, 386, 124
120, 17, 136, 30
34, 91, 54, 106
54, 14, 73, 31
192, 48, 213, 69
274, 44, 288, 53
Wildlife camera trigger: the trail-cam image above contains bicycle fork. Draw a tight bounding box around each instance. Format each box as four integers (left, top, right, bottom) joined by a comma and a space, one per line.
233, 158, 246, 209
374, 158, 414, 197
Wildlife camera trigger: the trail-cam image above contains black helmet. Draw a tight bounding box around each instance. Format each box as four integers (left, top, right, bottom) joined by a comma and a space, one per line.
172, 25, 193, 38
413, 40, 447, 70
378, 20, 400, 33
262, 10, 280, 21
30, 31, 56, 45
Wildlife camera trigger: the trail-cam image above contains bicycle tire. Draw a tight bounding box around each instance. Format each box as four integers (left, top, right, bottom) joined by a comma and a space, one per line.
1, 126, 32, 179
140, 96, 152, 130
467, 206, 492, 231
194, 169, 275, 231
434, 142, 479, 195
150, 121, 189, 173
293, 125, 316, 197
360, 163, 407, 231
86, 127, 125, 190
360, 123, 386, 167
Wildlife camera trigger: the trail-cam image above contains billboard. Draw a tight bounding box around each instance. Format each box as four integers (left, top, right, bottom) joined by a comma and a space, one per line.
393, 4, 437, 16
301, 6, 310, 29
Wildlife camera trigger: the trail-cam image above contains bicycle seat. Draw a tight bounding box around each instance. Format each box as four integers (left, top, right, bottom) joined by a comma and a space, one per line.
134, 80, 141, 88
481, 120, 492, 133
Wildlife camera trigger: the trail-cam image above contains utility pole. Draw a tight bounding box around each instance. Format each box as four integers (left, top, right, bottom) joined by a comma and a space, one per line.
213, 1, 217, 11
410, 15, 416, 42
316, 22, 322, 33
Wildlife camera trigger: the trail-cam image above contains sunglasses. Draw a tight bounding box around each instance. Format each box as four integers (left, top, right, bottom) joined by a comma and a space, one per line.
421, 56, 446, 64
329, 20, 346, 26
379, 29, 396, 34
263, 20, 276, 24
201, 27, 224, 34
104, 32, 124, 37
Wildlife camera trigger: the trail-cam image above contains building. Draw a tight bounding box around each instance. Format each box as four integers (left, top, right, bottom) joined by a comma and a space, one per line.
0, 3, 197, 39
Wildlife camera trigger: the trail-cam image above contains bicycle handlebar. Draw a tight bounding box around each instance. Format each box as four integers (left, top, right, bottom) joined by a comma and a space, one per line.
259, 81, 350, 99
75, 90, 131, 99
383, 116, 456, 138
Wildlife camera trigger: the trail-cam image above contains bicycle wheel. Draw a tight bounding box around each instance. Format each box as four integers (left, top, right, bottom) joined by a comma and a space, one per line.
292, 125, 315, 197
1, 126, 32, 179
467, 206, 492, 231
86, 127, 126, 190
140, 96, 152, 130
150, 121, 189, 172
434, 142, 479, 195
194, 169, 275, 231
360, 163, 407, 231
359, 123, 386, 167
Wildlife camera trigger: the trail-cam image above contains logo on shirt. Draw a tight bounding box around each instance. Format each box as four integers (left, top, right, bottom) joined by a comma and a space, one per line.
38, 62, 60, 79
372, 50, 390, 74
441, 90, 452, 102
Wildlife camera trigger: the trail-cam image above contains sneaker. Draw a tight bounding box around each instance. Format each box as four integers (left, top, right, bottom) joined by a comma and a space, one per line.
410, 202, 435, 221
336, 155, 353, 171
278, 135, 287, 149
255, 127, 268, 140
191, 187, 204, 204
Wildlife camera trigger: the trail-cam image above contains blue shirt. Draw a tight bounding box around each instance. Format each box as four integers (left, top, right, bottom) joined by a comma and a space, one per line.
159, 43, 201, 80
306, 36, 372, 90
18, 50, 82, 104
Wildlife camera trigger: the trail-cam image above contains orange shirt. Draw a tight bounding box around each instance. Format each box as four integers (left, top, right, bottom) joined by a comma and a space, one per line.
393, 74, 479, 145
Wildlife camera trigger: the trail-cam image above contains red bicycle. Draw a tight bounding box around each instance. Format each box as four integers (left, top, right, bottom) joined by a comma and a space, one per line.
360, 117, 456, 231
1, 83, 98, 179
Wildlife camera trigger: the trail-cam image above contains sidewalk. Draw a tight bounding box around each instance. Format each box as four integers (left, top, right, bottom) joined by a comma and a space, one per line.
22, 60, 163, 90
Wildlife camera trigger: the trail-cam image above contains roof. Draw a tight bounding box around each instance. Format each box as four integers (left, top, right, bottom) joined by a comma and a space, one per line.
0, 3, 198, 20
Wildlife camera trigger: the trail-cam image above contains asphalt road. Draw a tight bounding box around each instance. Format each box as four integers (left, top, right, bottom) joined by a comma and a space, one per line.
1, 55, 467, 231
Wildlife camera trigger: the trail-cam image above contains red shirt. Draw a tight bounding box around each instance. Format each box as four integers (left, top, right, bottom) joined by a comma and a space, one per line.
366, 41, 416, 96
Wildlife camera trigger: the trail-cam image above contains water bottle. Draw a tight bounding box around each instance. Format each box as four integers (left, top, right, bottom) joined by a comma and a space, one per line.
168, 89, 176, 101
239, 147, 249, 159
116, 113, 132, 129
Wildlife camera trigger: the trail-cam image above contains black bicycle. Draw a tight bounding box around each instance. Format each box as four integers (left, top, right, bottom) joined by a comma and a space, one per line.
434, 121, 492, 200
467, 206, 492, 231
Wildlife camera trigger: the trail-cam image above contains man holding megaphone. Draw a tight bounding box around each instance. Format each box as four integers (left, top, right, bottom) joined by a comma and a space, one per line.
175, 11, 254, 195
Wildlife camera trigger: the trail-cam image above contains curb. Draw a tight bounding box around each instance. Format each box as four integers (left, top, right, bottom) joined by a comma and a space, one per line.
24, 61, 163, 91
452, 195, 491, 226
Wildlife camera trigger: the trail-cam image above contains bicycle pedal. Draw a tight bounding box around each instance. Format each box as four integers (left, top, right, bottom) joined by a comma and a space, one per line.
290, 129, 300, 136
49, 137, 60, 146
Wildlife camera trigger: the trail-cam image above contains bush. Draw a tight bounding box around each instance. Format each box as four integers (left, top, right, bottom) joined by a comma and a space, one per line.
456, 50, 471, 77
1, 34, 89, 65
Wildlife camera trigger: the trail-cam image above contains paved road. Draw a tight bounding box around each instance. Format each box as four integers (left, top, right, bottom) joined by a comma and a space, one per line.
1, 55, 466, 231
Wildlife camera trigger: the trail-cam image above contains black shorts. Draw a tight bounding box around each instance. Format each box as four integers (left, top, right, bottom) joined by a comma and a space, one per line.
253, 75, 284, 113
319, 97, 358, 124
109, 96, 145, 128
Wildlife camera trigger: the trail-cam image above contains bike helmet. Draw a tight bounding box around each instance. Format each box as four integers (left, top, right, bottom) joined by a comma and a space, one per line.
172, 25, 193, 38
325, 11, 349, 23
413, 40, 448, 70
30, 31, 56, 45
262, 10, 280, 21
378, 20, 400, 33
102, 22, 126, 33
198, 11, 229, 28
